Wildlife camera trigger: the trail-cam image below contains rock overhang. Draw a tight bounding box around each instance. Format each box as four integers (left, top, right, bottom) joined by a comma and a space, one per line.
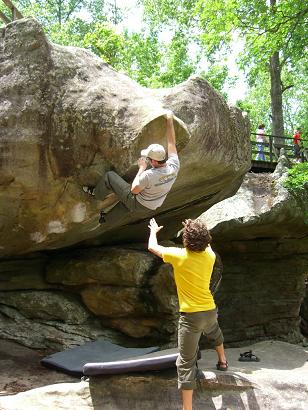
0, 18, 251, 256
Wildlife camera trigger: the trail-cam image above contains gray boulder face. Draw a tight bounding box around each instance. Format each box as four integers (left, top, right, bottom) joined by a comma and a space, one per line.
200, 158, 308, 344
0, 247, 177, 349
0, 290, 90, 323
0, 302, 126, 351
46, 247, 156, 287
202, 162, 308, 240
301, 283, 308, 337
0, 18, 250, 257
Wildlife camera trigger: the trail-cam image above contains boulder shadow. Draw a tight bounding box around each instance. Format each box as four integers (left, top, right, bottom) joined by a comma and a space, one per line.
88, 369, 260, 410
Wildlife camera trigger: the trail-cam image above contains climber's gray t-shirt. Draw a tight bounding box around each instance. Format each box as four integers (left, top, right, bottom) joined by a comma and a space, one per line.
136, 154, 180, 210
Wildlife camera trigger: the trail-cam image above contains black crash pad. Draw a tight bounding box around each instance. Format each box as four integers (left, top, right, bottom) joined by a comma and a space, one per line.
41, 340, 159, 377
83, 348, 179, 376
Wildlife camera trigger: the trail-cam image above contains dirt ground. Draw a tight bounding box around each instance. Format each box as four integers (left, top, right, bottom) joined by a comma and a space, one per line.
0, 339, 76, 396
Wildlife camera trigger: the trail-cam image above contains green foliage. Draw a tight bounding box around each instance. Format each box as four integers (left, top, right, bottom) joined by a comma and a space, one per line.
1, 0, 232, 92
199, 64, 230, 98
282, 61, 308, 138
0, 2, 10, 26
83, 23, 124, 66
140, 0, 232, 91
236, 59, 308, 140
118, 30, 163, 87
284, 163, 308, 192
141, 0, 196, 29
155, 31, 197, 87
141, 0, 307, 124
88, 0, 123, 25
117, 30, 198, 88
196, 0, 234, 58
236, 71, 271, 131
196, 0, 308, 135
15, 0, 86, 26
283, 162, 308, 224
3, 0, 307, 128
197, 0, 308, 67
9, 0, 203, 89
45, 18, 90, 47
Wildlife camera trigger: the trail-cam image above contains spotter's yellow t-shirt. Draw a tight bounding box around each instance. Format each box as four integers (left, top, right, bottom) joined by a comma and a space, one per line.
162, 246, 216, 313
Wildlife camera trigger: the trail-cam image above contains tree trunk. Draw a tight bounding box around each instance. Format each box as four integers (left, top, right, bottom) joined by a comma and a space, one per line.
269, 51, 284, 147
269, 0, 284, 149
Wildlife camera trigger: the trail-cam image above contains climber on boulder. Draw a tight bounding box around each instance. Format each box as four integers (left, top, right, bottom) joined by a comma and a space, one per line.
83, 111, 180, 224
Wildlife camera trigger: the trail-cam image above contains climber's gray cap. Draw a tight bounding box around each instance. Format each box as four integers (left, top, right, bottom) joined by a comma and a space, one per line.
141, 144, 166, 161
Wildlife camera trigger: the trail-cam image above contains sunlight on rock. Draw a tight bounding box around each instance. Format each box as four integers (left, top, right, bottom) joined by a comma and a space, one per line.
70, 203, 87, 223
30, 232, 46, 243
212, 395, 223, 408
202, 371, 217, 381
47, 221, 66, 234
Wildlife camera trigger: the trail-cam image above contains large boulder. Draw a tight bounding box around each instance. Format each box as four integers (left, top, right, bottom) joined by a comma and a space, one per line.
202, 162, 308, 240
0, 18, 250, 257
200, 156, 308, 343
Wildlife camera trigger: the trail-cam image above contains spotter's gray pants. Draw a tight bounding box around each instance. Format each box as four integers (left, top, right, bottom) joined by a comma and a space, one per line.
95, 171, 152, 225
177, 309, 224, 390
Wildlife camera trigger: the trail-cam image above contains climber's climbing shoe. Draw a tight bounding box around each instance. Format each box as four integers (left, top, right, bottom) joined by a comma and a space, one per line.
83, 186, 95, 196
99, 211, 106, 224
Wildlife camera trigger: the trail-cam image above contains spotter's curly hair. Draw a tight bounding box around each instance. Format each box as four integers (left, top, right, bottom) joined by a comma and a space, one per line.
182, 219, 212, 252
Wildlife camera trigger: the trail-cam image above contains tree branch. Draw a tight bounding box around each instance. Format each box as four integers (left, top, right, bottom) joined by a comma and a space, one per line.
65, 0, 84, 21
267, 7, 308, 34
279, 15, 303, 67
281, 84, 294, 93
236, 7, 308, 37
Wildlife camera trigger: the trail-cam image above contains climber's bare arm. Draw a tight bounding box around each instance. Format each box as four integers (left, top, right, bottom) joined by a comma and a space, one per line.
131, 157, 147, 194
148, 218, 165, 258
165, 111, 177, 156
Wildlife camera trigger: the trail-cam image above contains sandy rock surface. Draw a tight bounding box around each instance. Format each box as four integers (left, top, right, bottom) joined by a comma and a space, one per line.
0, 339, 307, 409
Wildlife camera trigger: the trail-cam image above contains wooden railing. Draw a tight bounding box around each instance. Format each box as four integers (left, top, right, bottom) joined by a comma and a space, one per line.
251, 133, 308, 163
0, 0, 23, 24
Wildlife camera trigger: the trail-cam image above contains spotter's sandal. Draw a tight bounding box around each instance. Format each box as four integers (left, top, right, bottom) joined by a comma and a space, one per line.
216, 361, 228, 371
238, 350, 260, 362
